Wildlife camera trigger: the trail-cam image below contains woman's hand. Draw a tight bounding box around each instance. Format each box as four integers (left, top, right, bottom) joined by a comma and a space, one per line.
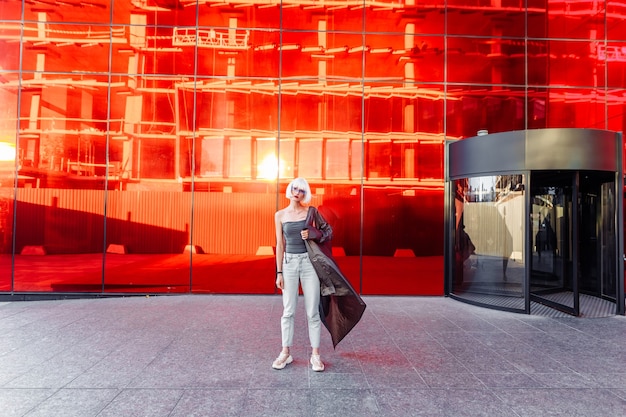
276, 274, 284, 290
301, 229, 309, 240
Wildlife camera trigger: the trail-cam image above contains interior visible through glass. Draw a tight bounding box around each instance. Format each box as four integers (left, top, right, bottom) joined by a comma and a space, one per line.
452, 175, 526, 311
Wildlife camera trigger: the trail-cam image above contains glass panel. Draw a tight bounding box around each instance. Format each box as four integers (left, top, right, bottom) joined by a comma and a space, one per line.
282, 7, 364, 32
452, 175, 526, 311
599, 181, 617, 301
605, 41, 626, 89
547, 40, 606, 87
104, 190, 192, 293
371, 6, 445, 34
276, 31, 364, 81
142, 24, 196, 76
446, 5, 526, 37
447, 37, 526, 85
237, 29, 280, 78
14, 187, 107, 292
350, 139, 362, 180
361, 184, 444, 295
279, 92, 320, 132
22, 24, 115, 74
278, 138, 296, 180
298, 139, 322, 180
578, 172, 617, 302
326, 139, 350, 179
0, 81, 16, 291
606, 89, 626, 134
193, 137, 223, 177
446, 87, 526, 137
190, 187, 276, 294
607, 3, 626, 40
530, 171, 575, 314
527, 3, 548, 39
0, 186, 13, 292
368, 34, 446, 83
528, 41, 549, 85
416, 141, 444, 181
188, 26, 254, 78
140, 138, 175, 179
546, 0, 605, 39
367, 140, 391, 180
255, 137, 280, 180
0, 1, 22, 20
528, 88, 607, 129
35, 1, 113, 24
0, 37, 19, 71
228, 137, 251, 178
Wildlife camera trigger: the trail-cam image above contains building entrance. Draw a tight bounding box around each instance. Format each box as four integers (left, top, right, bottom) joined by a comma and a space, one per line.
446, 128, 625, 316
530, 170, 618, 316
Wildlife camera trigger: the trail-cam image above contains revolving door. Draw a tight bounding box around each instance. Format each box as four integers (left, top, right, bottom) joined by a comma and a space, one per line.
530, 170, 619, 316
446, 129, 625, 316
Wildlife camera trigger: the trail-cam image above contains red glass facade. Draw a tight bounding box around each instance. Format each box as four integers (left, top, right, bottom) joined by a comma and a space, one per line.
0, 0, 625, 296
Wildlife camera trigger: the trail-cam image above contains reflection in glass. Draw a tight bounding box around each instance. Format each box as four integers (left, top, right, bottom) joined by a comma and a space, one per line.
104, 190, 192, 294
195, 137, 223, 177
453, 175, 525, 311
529, 170, 618, 315
446, 37, 526, 85
256, 138, 278, 180
1, 1, 626, 297
530, 178, 572, 308
547, 40, 606, 87
326, 140, 350, 179
229, 137, 252, 178
605, 41, 626, 88
546, 1, 606, 39
361, 185, 444, 295
0, 130, 14, 290
0, 40, 19, 72
446, 87, 526, 137
446, 5, 526, 37
528, 88, 608, 129
298, 139, 323, 180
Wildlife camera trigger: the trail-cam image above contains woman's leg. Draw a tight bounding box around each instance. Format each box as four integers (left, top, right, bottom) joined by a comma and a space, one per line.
280, 254, 300, 349
299, 256, 321, 350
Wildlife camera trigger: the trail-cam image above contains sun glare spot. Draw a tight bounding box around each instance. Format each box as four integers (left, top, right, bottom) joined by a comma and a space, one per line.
257, 154, 280, 179
0, 142, 16, 162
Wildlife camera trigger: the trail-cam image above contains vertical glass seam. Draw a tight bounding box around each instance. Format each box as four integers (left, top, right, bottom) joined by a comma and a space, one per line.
101, 0, 117, 293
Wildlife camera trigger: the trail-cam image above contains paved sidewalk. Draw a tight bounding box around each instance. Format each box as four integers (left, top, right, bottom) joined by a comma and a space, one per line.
0, 295, 625, 417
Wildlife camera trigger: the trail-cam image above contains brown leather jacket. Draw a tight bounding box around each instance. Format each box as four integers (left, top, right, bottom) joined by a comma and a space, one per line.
304, 207, 366, 348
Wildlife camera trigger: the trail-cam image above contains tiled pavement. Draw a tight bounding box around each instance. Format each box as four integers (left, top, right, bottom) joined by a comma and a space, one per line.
0, 294, 625, 417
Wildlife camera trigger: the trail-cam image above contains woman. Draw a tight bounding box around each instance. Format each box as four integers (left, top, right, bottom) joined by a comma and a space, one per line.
273, 177, 325, 372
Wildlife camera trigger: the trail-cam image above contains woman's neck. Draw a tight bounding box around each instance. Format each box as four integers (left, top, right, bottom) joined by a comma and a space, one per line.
288, 201, 305, 211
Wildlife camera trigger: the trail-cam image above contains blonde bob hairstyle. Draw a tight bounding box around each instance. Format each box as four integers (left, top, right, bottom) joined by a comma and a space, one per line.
285, 177, 312, 204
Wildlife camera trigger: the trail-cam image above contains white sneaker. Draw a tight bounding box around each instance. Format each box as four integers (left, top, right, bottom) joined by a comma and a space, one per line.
310, 354, 324, 372
272, 352, 293, 370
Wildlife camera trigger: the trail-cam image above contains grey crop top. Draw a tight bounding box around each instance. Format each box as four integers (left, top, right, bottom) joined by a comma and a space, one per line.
283, 220, 307, 254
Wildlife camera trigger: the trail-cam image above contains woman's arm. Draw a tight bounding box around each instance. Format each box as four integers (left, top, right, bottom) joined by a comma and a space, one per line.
274, 211, 285, 289
306, 207, 333, 243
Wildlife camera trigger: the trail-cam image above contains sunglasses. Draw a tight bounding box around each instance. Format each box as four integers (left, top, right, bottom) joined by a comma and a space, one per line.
292, 187, 305, 195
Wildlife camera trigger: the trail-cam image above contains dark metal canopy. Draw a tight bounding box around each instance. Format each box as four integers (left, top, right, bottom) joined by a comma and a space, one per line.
448, 128, 620, 179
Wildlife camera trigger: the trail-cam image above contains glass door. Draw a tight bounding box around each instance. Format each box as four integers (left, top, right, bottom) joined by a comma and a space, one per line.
579, 172, 618, 303
530, 171, 578, 315
530, 170, 618, 316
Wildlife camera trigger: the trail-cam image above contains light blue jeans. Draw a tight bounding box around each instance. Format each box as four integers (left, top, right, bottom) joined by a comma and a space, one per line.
281, 252, 321, 349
